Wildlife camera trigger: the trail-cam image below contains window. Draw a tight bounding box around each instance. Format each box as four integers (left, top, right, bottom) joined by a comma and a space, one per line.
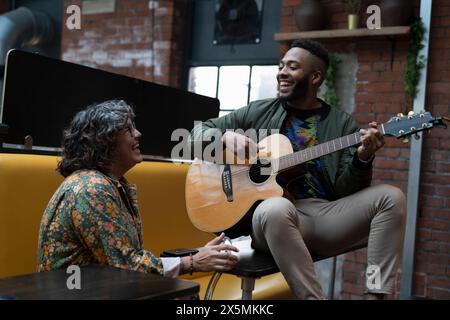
188, 65, 278, 117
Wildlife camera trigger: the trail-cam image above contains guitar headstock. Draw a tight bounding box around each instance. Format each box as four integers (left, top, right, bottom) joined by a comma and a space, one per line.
382, 111, 447, 142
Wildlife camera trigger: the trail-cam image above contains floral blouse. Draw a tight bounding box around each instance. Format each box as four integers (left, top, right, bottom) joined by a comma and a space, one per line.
37, 169, 164, 275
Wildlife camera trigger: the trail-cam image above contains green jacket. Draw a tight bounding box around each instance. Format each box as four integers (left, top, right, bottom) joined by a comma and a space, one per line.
190, 98, 372, 200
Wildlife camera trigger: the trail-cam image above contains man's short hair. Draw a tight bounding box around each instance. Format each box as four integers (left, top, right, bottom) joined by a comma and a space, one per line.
290, 39, 329, 68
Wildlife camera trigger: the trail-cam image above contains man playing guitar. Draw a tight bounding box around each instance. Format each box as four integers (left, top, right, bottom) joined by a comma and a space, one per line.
189, 39, 406, 300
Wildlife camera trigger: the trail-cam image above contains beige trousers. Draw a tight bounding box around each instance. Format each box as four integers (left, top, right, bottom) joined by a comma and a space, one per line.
251, 184, 406, 300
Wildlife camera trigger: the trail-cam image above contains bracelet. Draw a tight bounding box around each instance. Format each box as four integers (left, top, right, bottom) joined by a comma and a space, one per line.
189, 253, 194, 275
357, 154, 375, 164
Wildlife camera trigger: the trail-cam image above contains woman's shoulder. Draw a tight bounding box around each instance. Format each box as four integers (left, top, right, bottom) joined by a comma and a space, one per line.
62, 169, 116, 195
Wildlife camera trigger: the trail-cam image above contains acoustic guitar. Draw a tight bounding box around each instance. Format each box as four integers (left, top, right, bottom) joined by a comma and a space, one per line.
185, 111, 447, 238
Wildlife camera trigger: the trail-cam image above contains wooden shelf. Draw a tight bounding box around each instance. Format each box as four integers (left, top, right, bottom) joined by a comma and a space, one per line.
274, 26, 410, 42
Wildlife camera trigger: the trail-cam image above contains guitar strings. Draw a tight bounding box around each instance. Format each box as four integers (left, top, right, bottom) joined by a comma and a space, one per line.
226, 132, 361, 177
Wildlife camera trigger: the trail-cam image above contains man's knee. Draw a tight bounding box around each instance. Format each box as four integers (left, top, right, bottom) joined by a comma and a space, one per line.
253, 197, 297, 227
380, 184, 406, 206
374, 184, 406, 221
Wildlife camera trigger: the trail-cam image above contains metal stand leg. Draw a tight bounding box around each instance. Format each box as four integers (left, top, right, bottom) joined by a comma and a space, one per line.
327, 256, 337, 300
204, 272, 222, 300
241, 277, 255, 300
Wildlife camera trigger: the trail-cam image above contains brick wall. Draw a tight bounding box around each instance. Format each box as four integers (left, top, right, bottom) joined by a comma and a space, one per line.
414, 0, 450, 299
61, 0, 187, 87
281, 0, 450, 299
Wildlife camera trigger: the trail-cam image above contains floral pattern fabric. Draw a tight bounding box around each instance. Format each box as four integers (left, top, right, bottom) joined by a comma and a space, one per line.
37, 169, 163, 275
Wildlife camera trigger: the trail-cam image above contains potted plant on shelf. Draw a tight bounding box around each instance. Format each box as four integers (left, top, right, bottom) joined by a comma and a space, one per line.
340, 0, 365, 29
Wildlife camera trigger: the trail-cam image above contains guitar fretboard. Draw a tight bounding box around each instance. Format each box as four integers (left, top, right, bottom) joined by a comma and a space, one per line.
276, 132, 361, 172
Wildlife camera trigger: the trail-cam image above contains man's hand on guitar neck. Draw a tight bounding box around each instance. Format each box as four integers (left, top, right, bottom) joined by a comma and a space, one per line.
357, 121, 385, 162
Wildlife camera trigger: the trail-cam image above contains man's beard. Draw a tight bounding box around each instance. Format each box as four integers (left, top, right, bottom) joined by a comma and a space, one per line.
278, 76, 309, 102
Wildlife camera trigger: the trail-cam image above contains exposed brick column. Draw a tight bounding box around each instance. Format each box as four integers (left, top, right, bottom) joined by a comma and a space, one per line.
151, 0, 188, 87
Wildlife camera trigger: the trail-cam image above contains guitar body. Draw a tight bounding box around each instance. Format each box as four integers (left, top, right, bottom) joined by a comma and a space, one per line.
185, 134, 294, 236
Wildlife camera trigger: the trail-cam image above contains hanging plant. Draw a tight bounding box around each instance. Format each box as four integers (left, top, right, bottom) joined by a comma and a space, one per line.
323, 54, 342, 107
405, 18, 425, 108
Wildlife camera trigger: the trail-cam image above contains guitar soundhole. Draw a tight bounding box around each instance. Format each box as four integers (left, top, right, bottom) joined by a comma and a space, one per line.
249, 159, 272, 184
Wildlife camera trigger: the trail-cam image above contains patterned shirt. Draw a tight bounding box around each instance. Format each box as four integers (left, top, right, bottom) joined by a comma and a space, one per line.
281, 104, 331, 200
37, 169, 164, 275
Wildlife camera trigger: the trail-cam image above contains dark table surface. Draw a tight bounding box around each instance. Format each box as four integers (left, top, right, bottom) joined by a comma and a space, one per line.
0, 265, 199, 300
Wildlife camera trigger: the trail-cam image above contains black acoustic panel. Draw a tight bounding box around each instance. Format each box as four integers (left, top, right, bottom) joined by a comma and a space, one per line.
190, 0, 281, 65
1, 50, 219, 158
214, 0, 263, 45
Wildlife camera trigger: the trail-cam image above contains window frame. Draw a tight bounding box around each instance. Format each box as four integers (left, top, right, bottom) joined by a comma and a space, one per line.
187, 63, 279, 116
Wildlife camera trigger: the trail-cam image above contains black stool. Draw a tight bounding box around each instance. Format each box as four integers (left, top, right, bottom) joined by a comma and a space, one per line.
204, 242, 367, 300
223, 249, 279, 300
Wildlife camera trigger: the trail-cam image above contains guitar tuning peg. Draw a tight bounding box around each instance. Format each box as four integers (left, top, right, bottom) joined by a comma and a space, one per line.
402, 138, 410, 144
397, 113, 404, 118
408, 111, 415, 116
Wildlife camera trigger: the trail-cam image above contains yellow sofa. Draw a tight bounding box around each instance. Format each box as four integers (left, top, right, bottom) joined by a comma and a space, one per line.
0, 153, 293, 299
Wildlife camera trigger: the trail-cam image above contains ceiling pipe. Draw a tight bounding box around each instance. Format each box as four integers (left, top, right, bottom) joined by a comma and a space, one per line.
0, 6, 54, 67
0, 6, 54, 119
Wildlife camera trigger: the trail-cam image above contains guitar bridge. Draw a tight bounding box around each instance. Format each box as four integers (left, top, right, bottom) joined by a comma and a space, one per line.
221, 164, 233, 202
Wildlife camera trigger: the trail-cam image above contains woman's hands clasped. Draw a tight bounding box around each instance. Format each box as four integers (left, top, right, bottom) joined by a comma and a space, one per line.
188, 233, 239, 273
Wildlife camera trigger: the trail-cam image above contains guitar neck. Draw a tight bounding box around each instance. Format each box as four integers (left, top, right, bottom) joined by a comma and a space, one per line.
276, 131, 363, 172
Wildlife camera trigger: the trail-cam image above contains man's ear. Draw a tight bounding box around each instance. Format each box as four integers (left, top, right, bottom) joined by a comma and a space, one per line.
311, 70, 323, 86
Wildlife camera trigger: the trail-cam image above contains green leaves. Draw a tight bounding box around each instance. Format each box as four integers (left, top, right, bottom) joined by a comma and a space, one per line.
405, 18, 425, 106
324, 55, 342, 108
340, 0, 365, 14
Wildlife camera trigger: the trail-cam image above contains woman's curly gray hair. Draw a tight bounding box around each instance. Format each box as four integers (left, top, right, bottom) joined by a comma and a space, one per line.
57, 99, 135, 177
